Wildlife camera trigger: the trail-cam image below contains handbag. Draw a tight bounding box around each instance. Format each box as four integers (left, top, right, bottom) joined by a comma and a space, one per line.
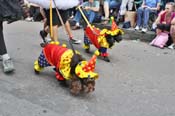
124, 11, 136, 27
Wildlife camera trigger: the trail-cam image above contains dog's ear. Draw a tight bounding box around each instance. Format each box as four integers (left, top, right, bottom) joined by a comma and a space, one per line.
82, 78, 95, 93
105, 34, 115, 48
70, 74, 82, 95
70, 54, 85, 74
114, 35, 122, 43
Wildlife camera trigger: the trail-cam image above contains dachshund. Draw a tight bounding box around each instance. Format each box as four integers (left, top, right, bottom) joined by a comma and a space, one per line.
34, 42, 98, 95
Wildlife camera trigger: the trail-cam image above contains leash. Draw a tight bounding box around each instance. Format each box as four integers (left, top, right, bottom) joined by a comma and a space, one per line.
49, 0, 53, 38
52, 0, 76, 54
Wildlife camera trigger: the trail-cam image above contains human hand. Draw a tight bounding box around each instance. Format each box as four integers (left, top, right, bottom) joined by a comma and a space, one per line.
142, 5, 147, 8
83, 6, 90, 10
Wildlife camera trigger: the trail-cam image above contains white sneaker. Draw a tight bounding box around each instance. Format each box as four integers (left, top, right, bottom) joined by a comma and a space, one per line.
168, 44, 175, 49
135, 25, 140, 31
25, 17, 33, 22
142, 27, 148, 33
2, 58, 14, 73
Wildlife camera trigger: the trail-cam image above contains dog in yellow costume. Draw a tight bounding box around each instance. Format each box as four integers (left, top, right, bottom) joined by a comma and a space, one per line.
34, 42, 98, 95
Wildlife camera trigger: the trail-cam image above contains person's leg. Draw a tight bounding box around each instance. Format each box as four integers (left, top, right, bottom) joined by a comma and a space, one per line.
169, 19, 175, 49
136, 7, 144, 27
73, 10, 82, 26
52, 25, 59, 42
120, 0, 129, 16
128, 0, 134, 11
171, 23, 175, 44
0, 21, 14, 73
103, 0, 110, 19
87, 11, 96, 23
142, 8, 151, 32
0, 22, 7, 56
65, 21, 81, 44
143, 8, 151, 28
0, 21, 5, 61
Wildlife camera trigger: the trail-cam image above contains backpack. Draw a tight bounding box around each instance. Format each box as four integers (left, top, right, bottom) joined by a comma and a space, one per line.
150, 32, 169, 48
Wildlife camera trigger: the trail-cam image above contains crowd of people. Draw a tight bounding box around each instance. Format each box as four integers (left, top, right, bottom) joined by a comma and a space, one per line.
1, 0, 175, 74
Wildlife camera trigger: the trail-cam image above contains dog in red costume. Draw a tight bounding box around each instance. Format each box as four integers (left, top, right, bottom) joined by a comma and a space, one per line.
83, 17, 123, 62
34, 42, 98, 95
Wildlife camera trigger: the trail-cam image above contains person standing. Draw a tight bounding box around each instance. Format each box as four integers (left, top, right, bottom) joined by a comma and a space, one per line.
0, 0, 23, 73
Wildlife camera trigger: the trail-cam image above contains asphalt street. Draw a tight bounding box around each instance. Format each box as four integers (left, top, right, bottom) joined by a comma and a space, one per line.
0, 21, 175, 116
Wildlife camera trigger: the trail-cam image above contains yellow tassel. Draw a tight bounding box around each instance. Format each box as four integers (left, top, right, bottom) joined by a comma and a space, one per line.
62, 44, 67, 47
83, 44, 90, 49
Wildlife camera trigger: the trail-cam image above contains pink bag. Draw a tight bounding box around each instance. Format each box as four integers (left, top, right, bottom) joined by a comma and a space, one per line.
150, 32, 169, 48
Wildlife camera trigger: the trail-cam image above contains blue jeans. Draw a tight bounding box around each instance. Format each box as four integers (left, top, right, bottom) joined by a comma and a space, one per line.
136, 7, 156, 28
73, 10, 97, 24
104, 0, 121, 9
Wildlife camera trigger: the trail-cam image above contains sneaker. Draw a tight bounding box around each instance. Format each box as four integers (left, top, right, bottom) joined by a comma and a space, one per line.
0, 55, 2, 61
142, 27, 148, 33
70, 38, 81, 44
135, 25, 140, 31
25, 17, 33, 22
2, 58, 14, 73
168, 44, 175, 49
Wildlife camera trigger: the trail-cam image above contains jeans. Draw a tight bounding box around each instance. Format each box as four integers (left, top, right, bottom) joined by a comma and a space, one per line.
73, 10, 97, 24
136, 7, 155, 28
104, 0, 121, 9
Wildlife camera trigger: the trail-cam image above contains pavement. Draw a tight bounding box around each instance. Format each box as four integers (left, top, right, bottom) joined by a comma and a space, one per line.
1, 21, 175, 116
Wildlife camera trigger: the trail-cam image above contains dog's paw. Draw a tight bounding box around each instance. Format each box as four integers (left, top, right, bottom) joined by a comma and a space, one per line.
34, 69, 40, 74
103, 57, 110, 62
85, 48, 90, 53
58, 80, 68, 88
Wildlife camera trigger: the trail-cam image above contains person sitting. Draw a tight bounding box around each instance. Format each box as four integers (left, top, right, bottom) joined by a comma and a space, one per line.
153, 2, 175, 30
168, 17, 175, 49
71, 0, 100, 30
152, 2, 175, 47
102, 0, 121, 24
135, 0, 161, 33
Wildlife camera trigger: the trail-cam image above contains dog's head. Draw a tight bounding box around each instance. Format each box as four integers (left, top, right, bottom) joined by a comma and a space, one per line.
105, 29, 123, 48
70, 75, 96, 95
69, 54, 98, 95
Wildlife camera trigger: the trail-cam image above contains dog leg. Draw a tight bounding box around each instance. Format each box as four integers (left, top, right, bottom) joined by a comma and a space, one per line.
34, 60, 43, 74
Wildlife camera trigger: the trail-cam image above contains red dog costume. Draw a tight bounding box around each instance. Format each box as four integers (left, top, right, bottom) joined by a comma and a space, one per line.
34, 42, 98, 81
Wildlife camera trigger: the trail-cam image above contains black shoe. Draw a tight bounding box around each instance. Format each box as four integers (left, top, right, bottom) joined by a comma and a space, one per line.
70, 38, 81, 44
40, 42, 48, 48
40, 30, 48, 43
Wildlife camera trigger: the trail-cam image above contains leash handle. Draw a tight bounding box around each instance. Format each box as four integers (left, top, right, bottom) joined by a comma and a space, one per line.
77, 6, 93, 30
